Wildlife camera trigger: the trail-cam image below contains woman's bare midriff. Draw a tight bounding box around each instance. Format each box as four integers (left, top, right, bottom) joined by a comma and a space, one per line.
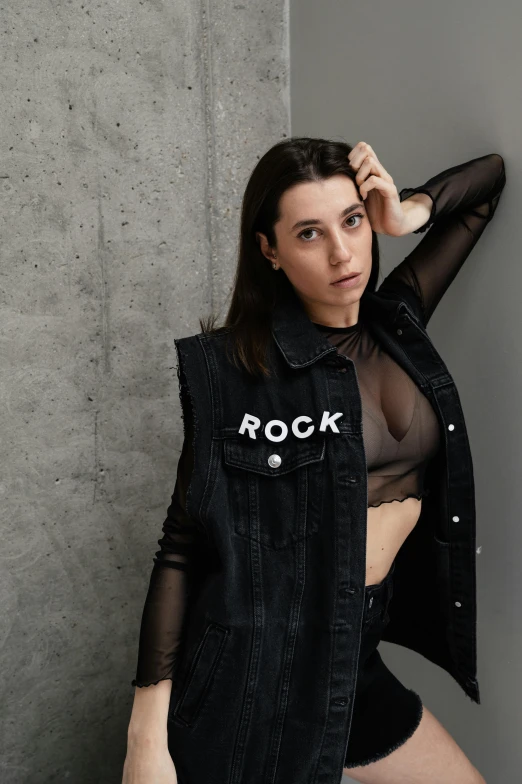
365, 497, 422, 586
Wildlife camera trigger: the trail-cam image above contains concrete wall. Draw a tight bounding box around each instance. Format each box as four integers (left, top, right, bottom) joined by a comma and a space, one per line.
290, 1, 518, 781
1, 2, 289, 781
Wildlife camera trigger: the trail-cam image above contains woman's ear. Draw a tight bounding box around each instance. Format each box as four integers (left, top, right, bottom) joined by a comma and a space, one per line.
256, 231, 276, 263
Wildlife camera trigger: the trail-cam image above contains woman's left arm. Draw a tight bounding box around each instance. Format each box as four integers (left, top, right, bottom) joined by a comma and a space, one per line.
379, 153, 506, 326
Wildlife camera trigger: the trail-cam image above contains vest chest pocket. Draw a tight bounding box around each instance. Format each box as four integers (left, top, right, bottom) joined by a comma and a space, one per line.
223, 435, 326, 549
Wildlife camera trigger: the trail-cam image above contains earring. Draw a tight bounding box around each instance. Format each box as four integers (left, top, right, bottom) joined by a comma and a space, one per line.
272, 262, 278, 270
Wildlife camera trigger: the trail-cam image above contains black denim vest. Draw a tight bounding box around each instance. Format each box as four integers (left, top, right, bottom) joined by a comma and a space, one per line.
166, 283, 479, 784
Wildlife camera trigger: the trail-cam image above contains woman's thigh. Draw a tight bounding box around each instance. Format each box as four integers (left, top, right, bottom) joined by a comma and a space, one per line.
342, 704, 486, 784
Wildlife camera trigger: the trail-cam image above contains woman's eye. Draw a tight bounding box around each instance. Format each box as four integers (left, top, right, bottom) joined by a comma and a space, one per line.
298, 228, 318, 241
347, 213, 364, 227
297, 214, 364, 242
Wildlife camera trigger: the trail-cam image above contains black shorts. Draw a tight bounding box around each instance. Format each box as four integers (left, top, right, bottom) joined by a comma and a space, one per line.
344, 560, 424, 769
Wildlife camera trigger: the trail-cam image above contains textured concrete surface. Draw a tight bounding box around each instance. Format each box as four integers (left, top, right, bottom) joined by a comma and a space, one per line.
1, 2, 289, 781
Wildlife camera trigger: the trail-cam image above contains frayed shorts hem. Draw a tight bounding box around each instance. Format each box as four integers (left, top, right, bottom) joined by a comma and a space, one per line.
344, 690, 424, 770
343, 561, 425, 771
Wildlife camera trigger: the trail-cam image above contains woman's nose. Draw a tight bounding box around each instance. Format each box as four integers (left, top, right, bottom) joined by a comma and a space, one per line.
330, 241, 352, 263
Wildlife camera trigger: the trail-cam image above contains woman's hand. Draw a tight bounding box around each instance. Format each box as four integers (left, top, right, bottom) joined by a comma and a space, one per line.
122, 737, 177, 783
347, 141, 429, 236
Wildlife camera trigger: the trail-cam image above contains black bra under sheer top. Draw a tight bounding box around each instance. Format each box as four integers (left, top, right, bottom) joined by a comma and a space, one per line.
132, 152, 506, 687
312, 319, 441, 507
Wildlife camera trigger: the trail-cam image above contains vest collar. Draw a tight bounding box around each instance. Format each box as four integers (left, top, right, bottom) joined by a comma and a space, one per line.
270, 284, 404, 369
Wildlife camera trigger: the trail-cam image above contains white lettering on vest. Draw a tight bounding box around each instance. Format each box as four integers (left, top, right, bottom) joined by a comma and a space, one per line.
319, 411, 343, 434
292, 415, 314, 439
238, 413, 261, 438
238, 411, 344, 439
265, 419, 288, 443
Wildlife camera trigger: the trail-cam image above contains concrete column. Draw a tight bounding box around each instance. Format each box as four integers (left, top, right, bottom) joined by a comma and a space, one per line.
1, 2, 289, 781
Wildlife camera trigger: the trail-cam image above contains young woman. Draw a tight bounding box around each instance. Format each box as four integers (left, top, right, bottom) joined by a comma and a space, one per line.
123, 138, 505, 784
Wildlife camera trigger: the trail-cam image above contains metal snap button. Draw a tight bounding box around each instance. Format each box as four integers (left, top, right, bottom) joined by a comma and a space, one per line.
368, 597, 373, 609
448, 424, 455, 431
268, 454, 282, 468
454, 601, 462, 607
396, 328, 402, 335
452, 516, 459, 522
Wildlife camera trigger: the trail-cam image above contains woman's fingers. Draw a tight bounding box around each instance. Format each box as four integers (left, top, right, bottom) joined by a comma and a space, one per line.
347, 140, 378, 170
359, 174, 397, 201
347, 141, 404, 235
348, 141, 394, 186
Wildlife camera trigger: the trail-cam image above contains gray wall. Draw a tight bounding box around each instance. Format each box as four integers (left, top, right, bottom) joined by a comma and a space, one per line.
0, 2, 289, 782
290, 1, 518, 780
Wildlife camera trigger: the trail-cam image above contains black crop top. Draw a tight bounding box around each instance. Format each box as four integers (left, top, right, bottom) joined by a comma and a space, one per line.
132, 152, 506, 687
311, 319, 441, 507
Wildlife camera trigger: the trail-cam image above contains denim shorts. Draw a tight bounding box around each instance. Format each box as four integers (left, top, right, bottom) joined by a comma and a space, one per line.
344, 560, 424, 769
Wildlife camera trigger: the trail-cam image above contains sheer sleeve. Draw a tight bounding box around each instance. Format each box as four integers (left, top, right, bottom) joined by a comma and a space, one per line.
131, 392, 201, 688
379, 153, 506, 326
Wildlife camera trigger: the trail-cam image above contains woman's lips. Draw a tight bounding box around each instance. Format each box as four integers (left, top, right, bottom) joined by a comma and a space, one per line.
330, 273, 361, 289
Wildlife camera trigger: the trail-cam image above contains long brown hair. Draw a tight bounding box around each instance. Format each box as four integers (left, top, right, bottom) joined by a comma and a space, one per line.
199, 136, 381, 378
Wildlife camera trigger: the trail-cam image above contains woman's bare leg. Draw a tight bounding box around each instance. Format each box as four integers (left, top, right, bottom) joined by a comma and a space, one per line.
343, 704, 486, 784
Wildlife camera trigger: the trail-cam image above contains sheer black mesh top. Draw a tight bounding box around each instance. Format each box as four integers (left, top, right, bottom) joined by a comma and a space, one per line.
311, 319, 441, 507
132, 152, 506, 687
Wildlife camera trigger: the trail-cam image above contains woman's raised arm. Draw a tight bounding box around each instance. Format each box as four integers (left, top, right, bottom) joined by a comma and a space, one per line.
379, 153, 506, 326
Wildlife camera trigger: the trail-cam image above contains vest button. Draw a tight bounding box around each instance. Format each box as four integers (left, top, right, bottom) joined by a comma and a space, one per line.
396, 328, 403, 335
338, 367, 348, 373
455, 601, 462, 607
268, 454, 282, 468
448, 424, 455, 431
348, 475, 359, 483
341, 586, 356, 595
452, 515, 460, 522
333, 697, 348, 706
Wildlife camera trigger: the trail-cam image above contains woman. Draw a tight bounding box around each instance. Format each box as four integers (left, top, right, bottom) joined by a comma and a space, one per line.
123, 138, 505, 784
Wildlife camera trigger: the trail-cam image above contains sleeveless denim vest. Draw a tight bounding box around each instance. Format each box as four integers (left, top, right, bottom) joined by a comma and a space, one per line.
166, 282, 479, 784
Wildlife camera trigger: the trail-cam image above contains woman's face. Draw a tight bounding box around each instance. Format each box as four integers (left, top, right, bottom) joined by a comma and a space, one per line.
257, 174, 373, 325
